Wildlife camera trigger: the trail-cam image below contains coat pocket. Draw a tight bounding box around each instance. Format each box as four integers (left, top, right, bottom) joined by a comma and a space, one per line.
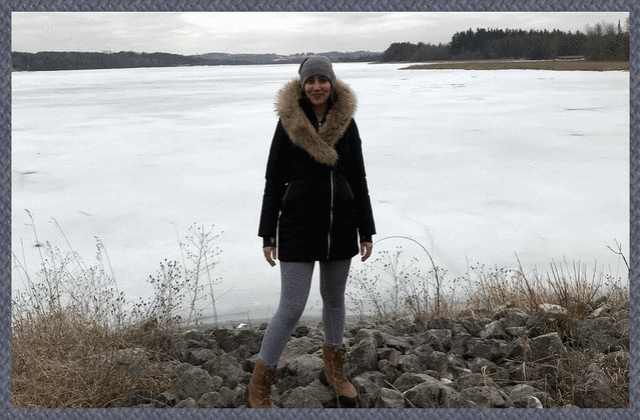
332, 179, 356, 227
281, 183, 292, 207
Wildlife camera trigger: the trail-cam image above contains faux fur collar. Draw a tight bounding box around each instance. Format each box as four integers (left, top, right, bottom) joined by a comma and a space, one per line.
276, 78, 357, 166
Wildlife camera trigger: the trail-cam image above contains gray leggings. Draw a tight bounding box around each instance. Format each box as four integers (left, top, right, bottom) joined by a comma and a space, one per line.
258, 259, 352, 369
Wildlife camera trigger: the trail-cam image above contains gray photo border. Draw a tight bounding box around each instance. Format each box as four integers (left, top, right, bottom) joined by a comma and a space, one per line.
1, 1, 636, 419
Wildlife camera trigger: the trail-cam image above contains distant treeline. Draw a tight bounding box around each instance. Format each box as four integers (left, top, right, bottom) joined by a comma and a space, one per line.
382, 21, 629, 62
11, 50, 380, 72
13, 21, 629, 72
12, 51, 206, 72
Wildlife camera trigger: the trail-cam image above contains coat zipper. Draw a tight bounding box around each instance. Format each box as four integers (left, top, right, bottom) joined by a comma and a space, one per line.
327, 170, 334, 260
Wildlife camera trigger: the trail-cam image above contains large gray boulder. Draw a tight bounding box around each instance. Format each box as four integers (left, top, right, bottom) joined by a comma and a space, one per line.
375, 388, 405, 408
458, 386, 512, 408
528, 332, 566, 361
403, 375, 461, 408
166, 365, 219, 401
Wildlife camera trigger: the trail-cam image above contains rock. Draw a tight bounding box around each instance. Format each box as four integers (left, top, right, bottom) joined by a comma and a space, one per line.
375, 387, 405, 408
187, 347, 217, 366
183, 329, 204, 341
539, 303, 567, 317
479, 320, 508, 340
407, 343, 434, 366
468, 357, 495, 374
422, 351, 449, 377
167, 366, 218, 401
426, 318, 459, 333
279, 354, 323, 387
157, 388, 179, 407
509, 384, 549, 408
359, 371, 389, 388
202, 353, 248, 389
392, 373, 436, 392
469, 358, 509, 383
197, 391, 225, 408
576, 363, 613, 407
529, 363, 557, 382
450, 333, 474, 355
465, 338, 510, 362
279, 336, 322, 361
422, 329, 452, 352
459, 386, 512, 408
452, 373, 498, 391
175, 397, 198, 408
507, 336, 529, 360
505, 326, 528, 337
494, 307, 529, 328
304, 379, 337, 407
592, 295, 608, 310
282, 383, 325, 408
283, 389, 323, 408
377, 359, 402, 383
292, 325, 310, 337
573, 317, 618, 353
398, 353, 423, 373
377, 347, 401, 366
230, 384, 247, 407
345, 337, 378, 377
209, 328, 263, 357
456, 317, 483, 337
354, 328, 384, 347
528, 332, 566, 361
381, 332, 412, 353
136, 299, 628, 408
217, 386, 234, 407
352, 375, 381, 408
403, 376, 460, 408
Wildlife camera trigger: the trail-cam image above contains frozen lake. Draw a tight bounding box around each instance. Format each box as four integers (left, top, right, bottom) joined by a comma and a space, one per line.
11, 62, 629, 323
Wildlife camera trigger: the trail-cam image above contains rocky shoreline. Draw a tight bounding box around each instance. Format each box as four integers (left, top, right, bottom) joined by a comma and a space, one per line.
109, 297, 629, 409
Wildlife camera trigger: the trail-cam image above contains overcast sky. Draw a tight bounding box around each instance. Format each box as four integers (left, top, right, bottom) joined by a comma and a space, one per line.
12, 11, 629, 55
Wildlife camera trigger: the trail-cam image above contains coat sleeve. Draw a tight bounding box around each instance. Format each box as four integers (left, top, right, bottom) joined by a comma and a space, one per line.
258, 121, 291, 246
346, 120, 376, 242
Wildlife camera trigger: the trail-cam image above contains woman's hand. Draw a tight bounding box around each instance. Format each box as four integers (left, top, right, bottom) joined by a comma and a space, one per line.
360, 242, 373, 262
263, 246, 277, 267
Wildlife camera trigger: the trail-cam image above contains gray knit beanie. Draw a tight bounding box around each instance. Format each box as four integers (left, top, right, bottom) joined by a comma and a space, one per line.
298, 56, 336, 90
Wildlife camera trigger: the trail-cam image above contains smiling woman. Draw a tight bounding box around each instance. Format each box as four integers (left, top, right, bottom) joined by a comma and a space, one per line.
250, 56, 376, 408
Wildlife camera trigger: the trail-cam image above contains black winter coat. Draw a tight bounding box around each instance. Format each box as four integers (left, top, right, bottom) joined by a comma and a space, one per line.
258, 79, 376, 262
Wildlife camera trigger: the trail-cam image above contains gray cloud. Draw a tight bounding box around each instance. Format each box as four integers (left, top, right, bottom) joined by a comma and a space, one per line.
12, 11, 629, 55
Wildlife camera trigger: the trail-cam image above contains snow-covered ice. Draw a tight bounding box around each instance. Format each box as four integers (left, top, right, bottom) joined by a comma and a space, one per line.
11, 62, 629, 321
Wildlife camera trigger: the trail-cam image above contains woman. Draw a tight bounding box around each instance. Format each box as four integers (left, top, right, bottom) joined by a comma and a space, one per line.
249, 56, 376, 408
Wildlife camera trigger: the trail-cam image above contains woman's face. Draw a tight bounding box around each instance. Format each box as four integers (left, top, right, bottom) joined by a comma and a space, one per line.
304, 75, 331, 108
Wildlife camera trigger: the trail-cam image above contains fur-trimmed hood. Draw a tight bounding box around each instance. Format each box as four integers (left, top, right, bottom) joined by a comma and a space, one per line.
275, 78, 357, 166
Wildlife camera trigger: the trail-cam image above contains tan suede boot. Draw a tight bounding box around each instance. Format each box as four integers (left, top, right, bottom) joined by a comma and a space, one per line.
319, 343, 358, 407
247, 358, 276, 408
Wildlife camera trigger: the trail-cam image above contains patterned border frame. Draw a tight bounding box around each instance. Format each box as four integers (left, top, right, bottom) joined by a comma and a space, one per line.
1, 1, 636, 419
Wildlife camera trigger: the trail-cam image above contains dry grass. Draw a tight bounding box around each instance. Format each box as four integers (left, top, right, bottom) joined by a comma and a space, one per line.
347, 237, 629, 408
552, 347, 630, 408
11, 310, 179, 408
460, 259, 629, 408
11, 215, 222, 408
